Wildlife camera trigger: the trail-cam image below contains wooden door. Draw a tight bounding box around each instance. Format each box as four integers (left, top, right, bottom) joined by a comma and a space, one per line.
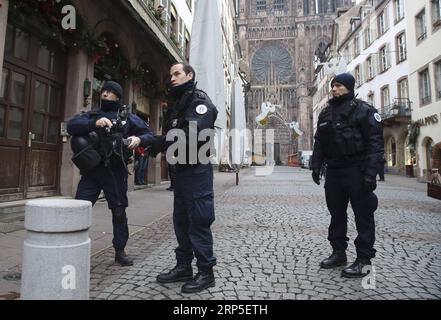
0, 64, 30, 201
25, 74, 62, 198
0, 24, 65, 201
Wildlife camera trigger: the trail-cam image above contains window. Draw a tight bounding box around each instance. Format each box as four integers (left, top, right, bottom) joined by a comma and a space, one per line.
366, 56, 375, 80
398, 77, 409, 100
396, 32, 407, 63
0, 68, 8, 100
274, 0, 284, 10
435, 60, 441, 99
170, 5, 179, 46
184, 28, 190, 61
378, 10, 388, 35
419, 68, 431, 105
351, 19, 359, 31
257, 0, 266, 11
416, 10, 427, 42
432, 0, 441, 27
344, 46, 349, 61
355, 65, 362, 85
304, 0, 310, 15
363, 27, 372, 48
178, 18, 184, 49
354, 35, 360, 56
14, 28, 30, 62
368, 92, 375, 106
381, 85, 390, 110
394, 0, 405, 23
379, 45, 389, 72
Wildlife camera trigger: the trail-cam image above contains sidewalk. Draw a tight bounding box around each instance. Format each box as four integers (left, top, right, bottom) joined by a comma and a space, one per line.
0, 169, 243, 299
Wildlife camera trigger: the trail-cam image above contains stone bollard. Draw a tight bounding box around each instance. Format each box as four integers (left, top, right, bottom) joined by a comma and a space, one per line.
21, 199, 92, 300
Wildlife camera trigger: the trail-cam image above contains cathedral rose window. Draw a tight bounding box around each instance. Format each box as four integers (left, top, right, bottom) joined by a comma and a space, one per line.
251, 45, 292, 83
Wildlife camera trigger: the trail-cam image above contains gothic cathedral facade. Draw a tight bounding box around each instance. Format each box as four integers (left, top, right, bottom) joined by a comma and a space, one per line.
237, 0, 353, 164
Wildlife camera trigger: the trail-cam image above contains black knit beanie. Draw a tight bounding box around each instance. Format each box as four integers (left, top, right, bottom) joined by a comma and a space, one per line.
101, 81, 123, 100
331, 73, 356, 92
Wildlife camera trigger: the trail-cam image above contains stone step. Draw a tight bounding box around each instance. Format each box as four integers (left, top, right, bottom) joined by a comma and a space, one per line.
0, 201, 26, 223
0, 197, 72, 223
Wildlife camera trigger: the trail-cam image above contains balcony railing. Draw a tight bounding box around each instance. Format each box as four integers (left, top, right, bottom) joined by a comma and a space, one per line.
381, 98, 412, 121
131, 0, 184, 61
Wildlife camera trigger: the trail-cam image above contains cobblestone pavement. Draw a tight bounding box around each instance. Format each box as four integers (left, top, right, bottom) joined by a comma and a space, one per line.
90, 167, 441, 300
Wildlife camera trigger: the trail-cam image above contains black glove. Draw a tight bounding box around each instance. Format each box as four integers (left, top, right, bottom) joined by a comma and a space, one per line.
148, 135, 164, 158
312, 169, 321, 185
363, 176, 377, 192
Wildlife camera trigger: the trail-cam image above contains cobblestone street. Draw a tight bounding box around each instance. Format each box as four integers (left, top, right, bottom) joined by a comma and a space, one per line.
89, 167, 441, 300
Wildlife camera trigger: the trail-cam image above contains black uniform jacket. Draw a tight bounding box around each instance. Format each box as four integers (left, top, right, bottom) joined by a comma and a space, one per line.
311, 95, 384, 178
156, 85, 218, 164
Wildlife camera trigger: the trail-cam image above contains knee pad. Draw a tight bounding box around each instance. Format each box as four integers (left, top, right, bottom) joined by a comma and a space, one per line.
111, 207, 127, 224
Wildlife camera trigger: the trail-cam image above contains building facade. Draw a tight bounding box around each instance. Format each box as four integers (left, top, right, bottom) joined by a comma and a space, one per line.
341, 0, 411, 175
237, 0, 353, 165
406, 0, 441, 180
313, 0, 414, 176
0, 0, 193, 203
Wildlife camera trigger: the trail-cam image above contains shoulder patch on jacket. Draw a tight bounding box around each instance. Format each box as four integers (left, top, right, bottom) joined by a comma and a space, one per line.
195, 104, 208, 115
374, 113, 382, 122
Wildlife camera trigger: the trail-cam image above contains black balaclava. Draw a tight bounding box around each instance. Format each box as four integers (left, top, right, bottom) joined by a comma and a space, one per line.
100, 81, 123, 112
169, 79, 195, 99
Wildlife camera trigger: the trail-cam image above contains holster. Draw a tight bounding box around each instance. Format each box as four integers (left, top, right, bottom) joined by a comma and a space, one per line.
71, 143, 102, 174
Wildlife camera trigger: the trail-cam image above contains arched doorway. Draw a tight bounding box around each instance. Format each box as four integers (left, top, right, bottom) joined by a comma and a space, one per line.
425, 137, 434, 173
404, 135, 416, 165
387, 136, 397, 167
432, 142, 441, 172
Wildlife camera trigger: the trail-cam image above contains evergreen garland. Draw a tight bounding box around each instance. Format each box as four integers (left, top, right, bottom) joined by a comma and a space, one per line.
9, 0, 108, 56
8, 0, 161, 96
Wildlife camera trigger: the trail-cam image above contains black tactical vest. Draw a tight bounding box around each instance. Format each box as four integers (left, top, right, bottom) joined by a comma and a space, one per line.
317, 99, 365, 160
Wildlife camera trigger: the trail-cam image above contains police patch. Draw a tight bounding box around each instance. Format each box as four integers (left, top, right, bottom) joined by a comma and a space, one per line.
196, 105, 208, 115
374, 113, 382, 122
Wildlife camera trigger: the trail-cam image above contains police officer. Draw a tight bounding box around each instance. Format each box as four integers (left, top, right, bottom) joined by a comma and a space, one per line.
151, 63, 218, 293
311, 73, 384, 278
67, 81, 154, 266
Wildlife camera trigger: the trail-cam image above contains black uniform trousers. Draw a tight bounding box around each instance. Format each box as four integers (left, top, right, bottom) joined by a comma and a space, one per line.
173, 163, 216, 270
76, 163, 129, 250
168, 164, 177, 188
324, 166, 378, 259
378, 161, 385, 181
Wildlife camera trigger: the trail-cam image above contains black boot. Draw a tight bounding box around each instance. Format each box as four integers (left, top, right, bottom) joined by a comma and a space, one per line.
156, 264, 193, 283
181, 268, 215, 294
341, 258, 372, 278
115, 249, 133, 266
320, 251, 347, 269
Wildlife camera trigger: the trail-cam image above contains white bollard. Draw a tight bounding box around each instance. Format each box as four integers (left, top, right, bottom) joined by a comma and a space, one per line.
21, 199, 92, 300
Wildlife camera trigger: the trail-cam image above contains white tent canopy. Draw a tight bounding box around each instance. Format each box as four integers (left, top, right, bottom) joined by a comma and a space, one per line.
231, 76, 248, 166
189, 0, 226, 164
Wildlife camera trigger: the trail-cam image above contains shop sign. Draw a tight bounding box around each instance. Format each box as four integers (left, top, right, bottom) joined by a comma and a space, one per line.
415, 114, 439, 127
